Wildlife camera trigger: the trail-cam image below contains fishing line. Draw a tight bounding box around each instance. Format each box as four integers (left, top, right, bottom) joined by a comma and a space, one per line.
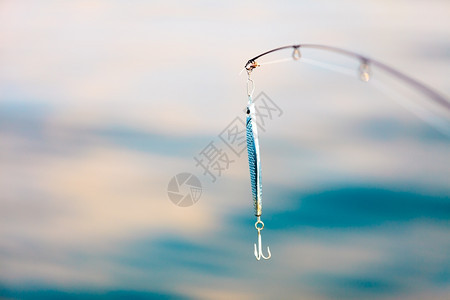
258, 57, 294, 67
299, 57, 357, 77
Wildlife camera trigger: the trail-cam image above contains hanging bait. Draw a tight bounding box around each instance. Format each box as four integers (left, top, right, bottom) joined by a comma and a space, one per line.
246, 72, 271, 261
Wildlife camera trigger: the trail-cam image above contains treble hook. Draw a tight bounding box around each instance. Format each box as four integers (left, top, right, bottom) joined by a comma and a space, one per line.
254, 217, 271, 260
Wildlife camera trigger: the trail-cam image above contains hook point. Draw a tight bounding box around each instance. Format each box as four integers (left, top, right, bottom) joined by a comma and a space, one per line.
254, 219, 271, 260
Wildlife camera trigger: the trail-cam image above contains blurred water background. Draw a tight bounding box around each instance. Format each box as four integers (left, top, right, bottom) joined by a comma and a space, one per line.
1, 1, 449, 299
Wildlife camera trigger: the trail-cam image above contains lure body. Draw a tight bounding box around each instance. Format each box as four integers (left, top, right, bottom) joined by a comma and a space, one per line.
246, 97, 262, 217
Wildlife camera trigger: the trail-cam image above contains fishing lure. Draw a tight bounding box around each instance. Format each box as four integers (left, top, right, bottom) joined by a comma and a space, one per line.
246, 71, 271, 261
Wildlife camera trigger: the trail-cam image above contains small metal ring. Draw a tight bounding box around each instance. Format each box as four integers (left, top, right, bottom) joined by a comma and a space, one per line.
359, 60, 371, 82
255, 220, 264, 231
292, 46, 301, 60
